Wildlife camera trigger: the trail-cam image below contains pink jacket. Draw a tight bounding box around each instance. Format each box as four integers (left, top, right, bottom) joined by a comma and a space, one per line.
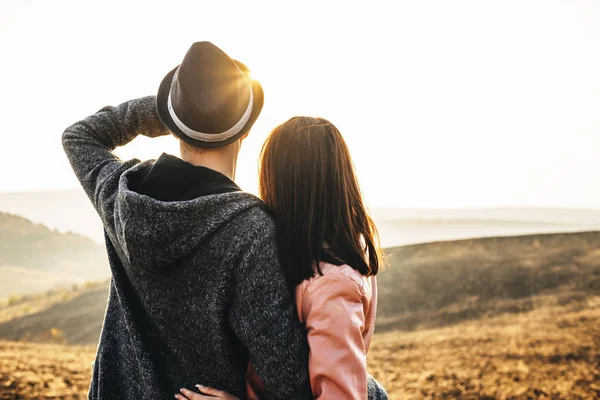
247, 262, 378, 400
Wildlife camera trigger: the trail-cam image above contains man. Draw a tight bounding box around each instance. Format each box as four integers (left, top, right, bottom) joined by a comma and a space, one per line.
63, 42, 312, 399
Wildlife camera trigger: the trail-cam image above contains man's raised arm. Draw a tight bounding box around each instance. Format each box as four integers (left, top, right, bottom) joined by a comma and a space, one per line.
62, 96, 169, 238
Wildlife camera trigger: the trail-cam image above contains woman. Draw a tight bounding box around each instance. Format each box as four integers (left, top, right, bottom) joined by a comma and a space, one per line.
176, 117, 387, 400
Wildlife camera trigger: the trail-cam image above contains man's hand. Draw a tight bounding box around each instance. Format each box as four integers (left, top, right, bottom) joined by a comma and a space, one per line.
175, 385, 240, 400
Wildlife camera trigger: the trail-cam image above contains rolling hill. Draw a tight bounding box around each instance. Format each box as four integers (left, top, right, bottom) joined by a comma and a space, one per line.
1, 230, 598, 345
376, 230, 600, 331
0, 212, 109, 298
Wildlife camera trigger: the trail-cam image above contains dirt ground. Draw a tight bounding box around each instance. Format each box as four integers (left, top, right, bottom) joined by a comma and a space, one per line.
1, 299, 599, 399
0, 341, 94, 399
368, 297, 600, 399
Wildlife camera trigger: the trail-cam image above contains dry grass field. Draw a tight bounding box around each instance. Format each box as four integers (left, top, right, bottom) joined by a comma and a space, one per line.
368, 296, 600, 399
1, 231, 599, 399
0, 341, 94, 399
1, 297, 598, 399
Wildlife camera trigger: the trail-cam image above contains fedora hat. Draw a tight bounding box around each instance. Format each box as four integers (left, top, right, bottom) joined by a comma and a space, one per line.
156, 41, 264, 148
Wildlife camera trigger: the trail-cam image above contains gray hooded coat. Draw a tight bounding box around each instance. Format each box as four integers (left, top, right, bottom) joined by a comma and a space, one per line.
63, 96, 312, 399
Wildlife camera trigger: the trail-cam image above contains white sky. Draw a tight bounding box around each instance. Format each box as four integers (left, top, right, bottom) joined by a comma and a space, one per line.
0, 0, 599, 208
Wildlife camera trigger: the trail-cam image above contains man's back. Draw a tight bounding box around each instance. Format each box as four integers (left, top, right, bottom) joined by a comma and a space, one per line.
62, 96, 311, 399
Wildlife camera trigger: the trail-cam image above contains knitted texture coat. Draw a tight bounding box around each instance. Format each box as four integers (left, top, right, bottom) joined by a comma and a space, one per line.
62, 96, 312, 399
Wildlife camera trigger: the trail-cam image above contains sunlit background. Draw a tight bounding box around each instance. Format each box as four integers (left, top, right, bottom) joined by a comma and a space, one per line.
1, 0, 599, 208
2, 2, 600, 399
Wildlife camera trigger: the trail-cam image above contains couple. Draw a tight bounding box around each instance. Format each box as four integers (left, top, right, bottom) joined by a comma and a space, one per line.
63, 42, 388, 400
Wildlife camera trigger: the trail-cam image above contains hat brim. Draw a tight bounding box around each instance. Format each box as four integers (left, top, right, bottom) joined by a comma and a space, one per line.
156, 60, 264, 148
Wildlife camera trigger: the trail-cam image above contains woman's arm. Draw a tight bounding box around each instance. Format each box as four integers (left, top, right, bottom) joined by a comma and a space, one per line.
302, 273, 368, 400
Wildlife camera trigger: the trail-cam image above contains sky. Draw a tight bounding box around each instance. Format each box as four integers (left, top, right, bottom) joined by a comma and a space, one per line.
0, 0, 599, 208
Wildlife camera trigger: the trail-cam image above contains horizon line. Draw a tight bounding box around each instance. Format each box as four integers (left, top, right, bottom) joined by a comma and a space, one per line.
0, 187, 598, 212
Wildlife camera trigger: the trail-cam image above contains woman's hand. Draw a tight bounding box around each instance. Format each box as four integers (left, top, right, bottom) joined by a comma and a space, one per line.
174, 384, 240, 400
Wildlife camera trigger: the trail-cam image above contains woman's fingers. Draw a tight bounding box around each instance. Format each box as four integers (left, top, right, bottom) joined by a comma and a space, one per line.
196, 384, 228, 397
174, 385, 239, 400
175, 388, 211, 399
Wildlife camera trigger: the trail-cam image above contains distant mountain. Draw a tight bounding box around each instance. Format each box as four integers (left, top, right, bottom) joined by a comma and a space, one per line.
0, 212, 109, 298
375, 218, 599, 248
1, 188, 599, 247
369, 207, 600, 225
0, 189, 104, 244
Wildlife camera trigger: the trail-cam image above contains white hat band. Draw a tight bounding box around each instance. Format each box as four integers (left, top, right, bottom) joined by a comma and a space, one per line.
167, 84, 254, 143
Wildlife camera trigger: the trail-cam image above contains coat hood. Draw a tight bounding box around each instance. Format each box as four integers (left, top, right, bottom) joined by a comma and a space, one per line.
112, 160, 264, 270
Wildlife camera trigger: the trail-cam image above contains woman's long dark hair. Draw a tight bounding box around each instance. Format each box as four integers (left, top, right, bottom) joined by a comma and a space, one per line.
259, 116, 381, 287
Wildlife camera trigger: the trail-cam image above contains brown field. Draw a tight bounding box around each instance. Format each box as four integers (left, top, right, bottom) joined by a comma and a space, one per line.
368, 297, 600, 399
0, 297, 598, 399
1, 231, 600, 399
0, 341, 94, 399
